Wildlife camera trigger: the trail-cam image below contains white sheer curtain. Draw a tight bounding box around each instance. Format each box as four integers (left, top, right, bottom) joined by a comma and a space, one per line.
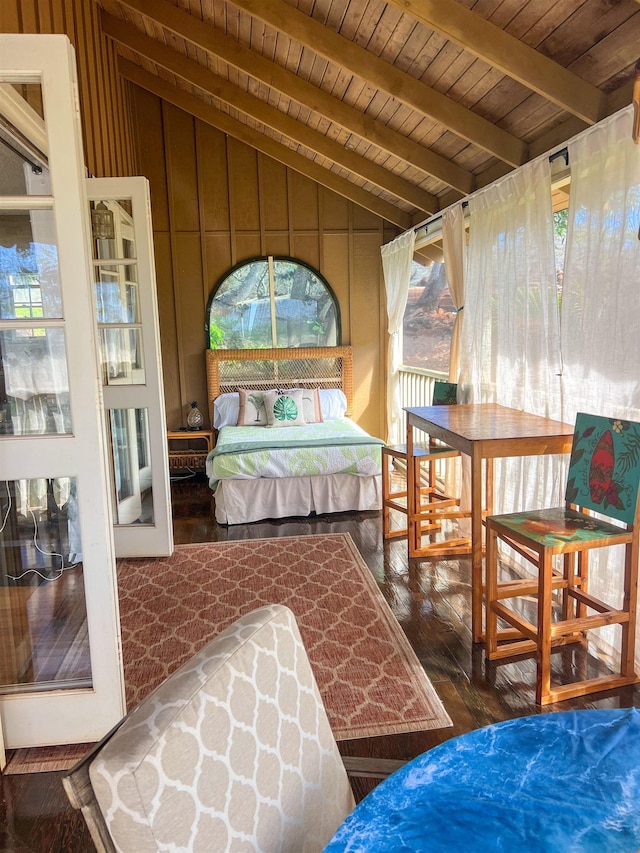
561, 104, 640, 667
381, 230, 416, 445
442, 204, 466, 384
459, 156, 565, 516
442, 205, 467, 524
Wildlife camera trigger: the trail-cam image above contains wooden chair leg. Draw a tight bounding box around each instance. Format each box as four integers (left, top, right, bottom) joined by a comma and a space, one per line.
577, 549, 589, 619
382, 449, 411, 541
621, 541, 639, 678
562, 552, 574, 621
536, 550, 554, 705
485, 527, 498, 657
382, 453, 390, 530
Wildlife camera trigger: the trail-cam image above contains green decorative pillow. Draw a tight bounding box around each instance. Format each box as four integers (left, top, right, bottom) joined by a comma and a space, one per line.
264, 390, 307, 427
237, 389, 268, 426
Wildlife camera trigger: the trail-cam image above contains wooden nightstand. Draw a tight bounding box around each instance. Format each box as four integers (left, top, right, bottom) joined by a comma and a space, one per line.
166, 429, 214, 470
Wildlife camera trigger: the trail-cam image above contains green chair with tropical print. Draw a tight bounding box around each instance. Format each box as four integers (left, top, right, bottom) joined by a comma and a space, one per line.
485, 412, 640, 705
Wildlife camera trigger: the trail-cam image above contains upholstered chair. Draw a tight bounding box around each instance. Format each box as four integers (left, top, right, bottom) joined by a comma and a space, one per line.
64, 604, 363, 852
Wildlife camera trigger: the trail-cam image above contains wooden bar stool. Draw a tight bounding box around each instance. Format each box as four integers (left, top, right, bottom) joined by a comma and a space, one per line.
383, 382, 467, 550
382, 442, 460, 540
485, 412, 640, 705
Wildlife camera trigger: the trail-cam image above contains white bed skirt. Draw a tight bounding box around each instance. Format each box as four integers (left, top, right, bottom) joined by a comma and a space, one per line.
213, 473, 382, 525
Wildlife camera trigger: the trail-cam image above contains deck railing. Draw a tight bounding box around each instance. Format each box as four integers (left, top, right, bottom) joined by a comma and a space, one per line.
398, 365, 448, 434
396, 365, 451, 483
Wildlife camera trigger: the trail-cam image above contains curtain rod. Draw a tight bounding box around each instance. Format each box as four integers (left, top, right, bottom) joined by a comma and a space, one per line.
414, 145, 569, 236
413, 200, 468, 235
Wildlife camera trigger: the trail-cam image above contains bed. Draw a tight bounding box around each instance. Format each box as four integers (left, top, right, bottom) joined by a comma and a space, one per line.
205, 346, 384, 524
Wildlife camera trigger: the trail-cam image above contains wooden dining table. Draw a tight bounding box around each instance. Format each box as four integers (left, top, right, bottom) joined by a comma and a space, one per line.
405, 404, 574, 642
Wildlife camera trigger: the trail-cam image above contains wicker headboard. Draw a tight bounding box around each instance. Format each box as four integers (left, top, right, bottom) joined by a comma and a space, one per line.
206, 346, 354, 417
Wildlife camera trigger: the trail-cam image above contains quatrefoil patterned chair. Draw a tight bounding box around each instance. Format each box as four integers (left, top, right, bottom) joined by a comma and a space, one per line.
64, 604, 399, 853
485, 412, 640, 705
382, 381, 465, 550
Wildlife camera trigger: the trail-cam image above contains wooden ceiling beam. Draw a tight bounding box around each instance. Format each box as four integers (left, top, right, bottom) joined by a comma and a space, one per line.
118, 58, 414, 229
103, 13, 438, 213
229, 0, 526, 166
108, 0, 475, 195
439, 77, 637, 209
385, 0, 606, 125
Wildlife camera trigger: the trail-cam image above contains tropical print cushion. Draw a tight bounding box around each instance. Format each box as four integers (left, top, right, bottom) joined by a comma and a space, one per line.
237, 388, 269, 426
264, 389, 307, 427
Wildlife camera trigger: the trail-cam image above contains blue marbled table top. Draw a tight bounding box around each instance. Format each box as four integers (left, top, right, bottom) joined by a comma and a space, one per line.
325, 708, 640, 853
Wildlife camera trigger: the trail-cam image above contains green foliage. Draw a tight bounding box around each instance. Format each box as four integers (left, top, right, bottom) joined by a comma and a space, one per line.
553, 209, 568, 240
273, 395, 299, 422
617, 426, 640, 474
208, 322, 225, 349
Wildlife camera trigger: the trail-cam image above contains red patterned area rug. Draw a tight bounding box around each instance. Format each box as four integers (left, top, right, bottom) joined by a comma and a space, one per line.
117, 532, 452, 740
4, 533, 451, 773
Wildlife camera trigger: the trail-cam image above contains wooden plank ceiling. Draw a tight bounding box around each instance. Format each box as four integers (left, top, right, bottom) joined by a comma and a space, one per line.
95, 0, 640, 229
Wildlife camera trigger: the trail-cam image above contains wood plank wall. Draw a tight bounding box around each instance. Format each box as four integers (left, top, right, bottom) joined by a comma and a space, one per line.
131, 86, 390, 439
0, 0, 135, 178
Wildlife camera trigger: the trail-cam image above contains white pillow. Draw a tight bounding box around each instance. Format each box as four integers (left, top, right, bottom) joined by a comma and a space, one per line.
264, 390, 306, 427
212, 393, 239, 429
214, 387, 346, 426
319, 389, 348, 419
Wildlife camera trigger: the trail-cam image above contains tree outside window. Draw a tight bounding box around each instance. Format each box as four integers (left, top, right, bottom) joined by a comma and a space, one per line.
402, 259, 454, 375
402, 207, 568, 377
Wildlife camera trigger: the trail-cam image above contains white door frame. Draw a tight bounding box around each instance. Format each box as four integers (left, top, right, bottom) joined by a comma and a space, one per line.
87, 177, 173, 557
0, 35, 125, 747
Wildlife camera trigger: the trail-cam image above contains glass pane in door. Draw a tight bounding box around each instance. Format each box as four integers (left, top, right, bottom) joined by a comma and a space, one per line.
0, 208, 61, 319
108, 407, 154, 525
99, 326, 144, 385
0, 82, 47, 197
0, 477, 91, 694
0, 327, 70, 434
95, 263, 139, 323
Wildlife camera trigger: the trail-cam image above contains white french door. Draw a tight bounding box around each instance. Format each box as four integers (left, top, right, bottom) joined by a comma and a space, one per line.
86, 178, 173, 557
0, 36, 125, 747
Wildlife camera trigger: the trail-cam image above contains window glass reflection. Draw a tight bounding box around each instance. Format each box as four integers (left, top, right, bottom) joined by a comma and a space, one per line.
95, 264, 139, 323
0, 209, 62, 319
108, 408, 154, 525
89, 199, 135, 260
0, 327, 70, 435
207, 257, 339, 349
99, 327, 144, 385
0, 81, 49, 196
0, 477, 91, 693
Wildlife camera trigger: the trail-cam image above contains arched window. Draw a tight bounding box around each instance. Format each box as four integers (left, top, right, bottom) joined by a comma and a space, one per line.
206, 256, 340, 349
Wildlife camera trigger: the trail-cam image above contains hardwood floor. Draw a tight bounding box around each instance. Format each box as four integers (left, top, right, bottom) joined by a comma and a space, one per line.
2, 473, 639, 851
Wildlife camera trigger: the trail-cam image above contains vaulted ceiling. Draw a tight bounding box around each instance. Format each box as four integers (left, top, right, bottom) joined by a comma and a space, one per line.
96, 0, 640, 231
